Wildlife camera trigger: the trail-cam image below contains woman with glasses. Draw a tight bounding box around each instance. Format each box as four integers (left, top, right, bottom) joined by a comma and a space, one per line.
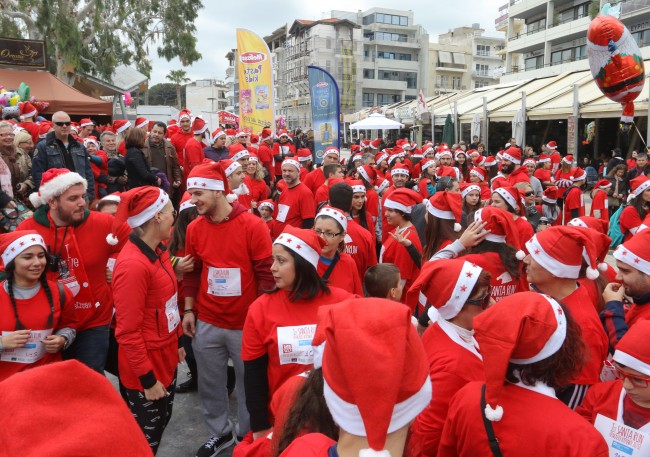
0, 122, 33, 202
577, 320, 650, 435
407, 259, 491, 456
110, 186, 181, 454
313, 206, 362, 295
242, 226, 352, 440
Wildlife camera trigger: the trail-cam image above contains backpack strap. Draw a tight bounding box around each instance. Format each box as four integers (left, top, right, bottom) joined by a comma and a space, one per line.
480, 384, 504, 457
57, 282, 65, 309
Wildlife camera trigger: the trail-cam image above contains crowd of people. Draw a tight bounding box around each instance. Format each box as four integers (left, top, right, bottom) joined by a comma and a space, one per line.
1, 102, 650, 457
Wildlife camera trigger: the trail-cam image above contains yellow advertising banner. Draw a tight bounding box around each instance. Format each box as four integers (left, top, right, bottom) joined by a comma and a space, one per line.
236, 29, 275, 136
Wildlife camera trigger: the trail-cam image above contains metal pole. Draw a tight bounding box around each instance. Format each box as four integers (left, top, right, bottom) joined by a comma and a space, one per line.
431, 106, 435, 144
454, 101, 459, 144
483, 97, 488, 153
573, 83, 580, 166
521, 91, 526, 148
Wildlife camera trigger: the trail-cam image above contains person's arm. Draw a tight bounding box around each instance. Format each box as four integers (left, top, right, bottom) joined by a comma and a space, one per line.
128, 150, 158, 184
83, 152, 95, 199
600, 283, 628, 351
244, 354, 271, 432
31, 144, 46, 190
252, 256, 275, 293
167, 143, 182, 185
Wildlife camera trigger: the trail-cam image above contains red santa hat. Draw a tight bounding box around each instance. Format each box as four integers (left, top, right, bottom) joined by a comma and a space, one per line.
384, 188, 423, 214
390, 164, 410, 177
407, 259, 483, 320
235, 129, 250, 138
542, 186, 559, 204
166, 124, 179, 138
258, 199, 275, 212
248, 153, 258, 163
282, 158, 300, 171
191, 117, 208, 135
97, 192, 121, 209
476, 292, 568, 422
29, 168, 87, 208
0, 230, 47, 267
274, 225, 324, 269
348, 179, 366, 195
350, 144, 361, 154
422, 145, 435, 156
461, 183, 481, 199
470, 167, 486, 182
571, 167, 587, 182
538, 153, 551, 163
357, 165, 377, 185
38, 121, 52, 139
426, 191, 463, 231
473, 156, 486, 167
250, 133, 259, 144
351, 153, 363, 163
562, 155, 574, 165
375, 151, 389, 167
79, 118, 94, 127
376, 178, 390, 194
316, 206, 348, 231
437, 150, 453, 160
474, 206, 524, 258
19, 101, 38, 120
179, 191, 196, 213
178, 109, 192, 121
370, 138, 381, 150
594, 179, 612, 190
436, 165, 460, 180
613, 320, 650, 376
388, 153, 401, 166
219, 159, 242, 178
361, 139, 371, 149
613, 229, 650, 276
277, 129, 290, 139
260, 127, 273, 141
228, 143, 250, 162
501, 146, 522, 164
83, 136, 99, 149
112, 119, 131, 134
187, 161, 231, 194
546, 140, 558, 150
225, 128, 237, 137
526, 226, 609, 280
276, 180, 287, 194
0, 360, 152, 456
106, 186, 169, 245
629, 175, 650, 200
297, 148, 312, 162
522, 158, 536, 167
318, 297, 431, 455
567, 216, 608, 235
323, 147, 340, 160
454, 150, 467, 161
134, 117, 148, 129
467, 149, 480, 158
492, 186, 524, 215
211, 128, 226, 143
420, 159, 436, 174
484, 156, 497, 167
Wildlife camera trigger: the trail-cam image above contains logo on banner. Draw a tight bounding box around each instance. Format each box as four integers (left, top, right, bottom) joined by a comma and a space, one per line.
316, 82, 329, 88
240, 52, 267, 64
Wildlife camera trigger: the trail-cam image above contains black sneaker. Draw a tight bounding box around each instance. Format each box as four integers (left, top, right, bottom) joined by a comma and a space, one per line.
175, 378, 197, 394
196, 433, 235, 457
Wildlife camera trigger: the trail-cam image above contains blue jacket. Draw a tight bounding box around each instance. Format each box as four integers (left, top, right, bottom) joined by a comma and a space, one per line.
33, 132, 95, 200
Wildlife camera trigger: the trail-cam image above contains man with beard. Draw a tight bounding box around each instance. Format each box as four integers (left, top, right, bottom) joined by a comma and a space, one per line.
100, 131, 127, 194
500, 146, 530, 186
602, 229, 650, 348
272, 130, 295, 182
19, 169, 130, 373
142, 121, 182, 196
277, 158, 316, 229
170, 109, 194, 174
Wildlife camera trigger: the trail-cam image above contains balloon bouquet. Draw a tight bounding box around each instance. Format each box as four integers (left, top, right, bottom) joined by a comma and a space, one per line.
0, 82, 50, 120
587, 4, 645, 137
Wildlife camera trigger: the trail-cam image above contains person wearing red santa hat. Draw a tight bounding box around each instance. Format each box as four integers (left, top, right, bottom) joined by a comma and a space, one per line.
381, 188, 423, 303
438, 292, 609, 456
349, 179, 375, 237
302, 147, 341, 195
96, 191, 121, 214
84, 135, 109, 199
577, 320, 650, 434
602, 229, 650, 349
280, 297, 431, 457
242, 227, 352, 440
454, 149, 470, 182
170, 109, 194, 170
407, 259, 491, 456
182, 161, 274, 456
356, 164, 380, 226
112, 119, 132, 156
179, 116, 208, 181
277, 158, 316, 229
536, 185, 561, 228
203, 127, 230, 162
134, 117, 148, 130
589, 179, 612, 227
546, 140, 562, 174
499, 146, 530, 187
243, 154, 270, 211
561, 167, 586, 225
491, 185, 535, 244
0, 230, 75, 382
461, 182, 482, 220
620, 175, 650, 241
17, 101, 40, 144
313, 206, 363, 295
534, 153, 554, 187
296, 147, 313, 181
374, 150, 389, 180
77, 117, 94, 139
422, 191, 463, 263
272, 130, 296, 182
229, 142, 251, 168
379, 163, 411, 243
19, 169, 130, 373
109, 186, 180, 454
523, 226, 610, 408
554, 154, 574, 191
258, 199, 283, 241
468, 166, 492, 201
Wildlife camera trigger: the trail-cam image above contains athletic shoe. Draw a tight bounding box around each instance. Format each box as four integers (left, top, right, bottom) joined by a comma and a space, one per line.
195, 433, 235, 457
175, 378, 197, 394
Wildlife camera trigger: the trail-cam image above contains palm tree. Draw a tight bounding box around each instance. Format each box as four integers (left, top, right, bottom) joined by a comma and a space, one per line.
166, 69, 191, 109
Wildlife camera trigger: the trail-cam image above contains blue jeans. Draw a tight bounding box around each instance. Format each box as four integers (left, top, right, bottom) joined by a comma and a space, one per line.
63, 324, 110, 374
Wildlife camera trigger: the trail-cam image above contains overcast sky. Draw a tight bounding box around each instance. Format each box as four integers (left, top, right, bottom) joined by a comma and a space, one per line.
148, 0, 504, 85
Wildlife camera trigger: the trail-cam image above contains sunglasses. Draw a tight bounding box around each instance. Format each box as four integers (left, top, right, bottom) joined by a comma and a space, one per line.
465, 286, 492, 309
524, 191, 535, 197
54, 121, 72, 127
605, 360, 650, 388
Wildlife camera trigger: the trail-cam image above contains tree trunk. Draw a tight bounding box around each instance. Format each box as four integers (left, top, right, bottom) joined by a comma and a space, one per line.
176, 85, 181, 109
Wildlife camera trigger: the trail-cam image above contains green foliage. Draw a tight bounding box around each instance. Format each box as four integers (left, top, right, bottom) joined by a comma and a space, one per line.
0, 0, 203, 80
143, 82, 186, 106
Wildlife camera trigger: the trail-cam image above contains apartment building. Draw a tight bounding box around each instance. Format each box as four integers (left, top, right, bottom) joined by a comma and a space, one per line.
185, 79, 228, 115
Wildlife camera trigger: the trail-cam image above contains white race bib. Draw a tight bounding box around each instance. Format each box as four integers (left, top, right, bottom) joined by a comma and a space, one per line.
594, 414, 650, 456
106, 258, 116, 272
1, 329, 52, 364
207, 267, 242, 297
165, 293, 180, 333
277, 324, 317, 365
276, 204, 290, 223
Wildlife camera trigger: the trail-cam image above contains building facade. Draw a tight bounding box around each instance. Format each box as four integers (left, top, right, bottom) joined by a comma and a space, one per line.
500, 0, 650, 82
185, 79, 228, 115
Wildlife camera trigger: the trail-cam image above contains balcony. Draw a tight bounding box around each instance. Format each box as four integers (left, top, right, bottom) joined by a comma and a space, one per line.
472, 70, 501, 79
435, 61, 466, 72
363, 78, 408, 91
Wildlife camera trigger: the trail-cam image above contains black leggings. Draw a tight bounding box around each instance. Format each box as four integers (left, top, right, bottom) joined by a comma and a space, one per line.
125, 372, 177, 455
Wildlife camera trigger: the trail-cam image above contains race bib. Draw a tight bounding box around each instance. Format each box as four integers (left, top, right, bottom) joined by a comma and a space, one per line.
58, 275, 80, 297
207, 267, 242, 297
276, 204, 290, 223
594, 414, 650, 456
165, 293, 180, 333
277, 324, 317, 365
106, 258, 116, 272
1, 329, 52, 364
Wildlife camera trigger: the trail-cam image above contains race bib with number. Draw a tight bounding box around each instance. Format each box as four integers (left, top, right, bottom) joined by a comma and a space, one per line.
276, 204, 290, 223
1, 329, 52, 364
277, 324, 316, 365
165, 293, 180, 333
207, 267, 242, 297
594, 414, 650, 456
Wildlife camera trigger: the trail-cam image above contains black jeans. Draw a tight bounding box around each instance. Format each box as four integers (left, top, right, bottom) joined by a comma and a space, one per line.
125, 372, 177, 455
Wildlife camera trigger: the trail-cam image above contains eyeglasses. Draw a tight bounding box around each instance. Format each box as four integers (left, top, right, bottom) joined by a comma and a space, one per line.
0, 133, 15, 137
465, 286, 492, 309
313, 229, 342, 239
161, 209, 177, 218
54, 121, 72, 127
605, 360, 650, 388
524, 191, 535, 197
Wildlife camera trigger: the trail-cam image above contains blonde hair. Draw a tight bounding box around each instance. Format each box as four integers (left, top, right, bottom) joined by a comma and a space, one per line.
249, 160, 265, 181
13, 130, 32, 148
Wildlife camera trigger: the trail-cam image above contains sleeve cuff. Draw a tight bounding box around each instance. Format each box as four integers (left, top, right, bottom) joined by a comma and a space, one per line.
139, 370, 157, 390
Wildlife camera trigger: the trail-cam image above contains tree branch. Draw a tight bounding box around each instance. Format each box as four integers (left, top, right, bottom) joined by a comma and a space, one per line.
3, 9, 37, 31
76, 0, 96, 21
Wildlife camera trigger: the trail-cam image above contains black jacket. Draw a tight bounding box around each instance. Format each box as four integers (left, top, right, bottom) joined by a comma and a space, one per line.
125, 146, 158, 189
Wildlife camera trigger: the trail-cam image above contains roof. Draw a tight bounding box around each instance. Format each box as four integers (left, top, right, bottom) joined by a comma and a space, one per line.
0, 68, 112, 116
74, 65, 148, 97
289, 18, 360, 35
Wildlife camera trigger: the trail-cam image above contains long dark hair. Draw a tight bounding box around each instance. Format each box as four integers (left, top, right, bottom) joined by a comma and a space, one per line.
350, 199, 370, 231
274, 369, 338, 456
5, 257, 55, 330
422, 215, 459, 260
274, 245, 330, 301
169, 207, 199, 254
467, 239, 520, 280
631, 193, 648, 220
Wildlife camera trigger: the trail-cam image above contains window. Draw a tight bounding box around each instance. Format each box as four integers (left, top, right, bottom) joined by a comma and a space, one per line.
326, 38, 331, 49
452, 76, 462, 90
526, 17, 546, 33
405, 95, 416, 101
377, 71, 417, 88
375, 32, 408, 42
373, 13, 408, 26
452, 52, 466, 64
524, 55, 544, 70
475, 63, 489, 75
377, 93, 401, 104
363, 92, 374, 107
475, 80, 489, 88
551, 44, 588, 65
438, 51, 453, 63
363, 14, 375, 25
632, 30, 648, 47
557, 2, 590, 25
377, 51, 412, 60
363, 69, 375, 79
476, 45, 491, 56
364, 32, 374, 40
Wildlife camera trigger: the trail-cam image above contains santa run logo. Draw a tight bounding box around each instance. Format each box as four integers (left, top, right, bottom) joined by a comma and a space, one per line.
608, 422, 646, 451
240, 52, 266, 64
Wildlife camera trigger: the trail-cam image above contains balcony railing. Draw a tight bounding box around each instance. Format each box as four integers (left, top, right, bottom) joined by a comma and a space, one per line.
504, 54, 588, 75
509, 27, 545, 41
621, 0, 650, 15
436, 61, 466, 70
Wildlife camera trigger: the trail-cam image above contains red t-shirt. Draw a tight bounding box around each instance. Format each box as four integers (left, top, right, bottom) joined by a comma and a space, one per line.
184, 209, 273, 329
302, 168, 325, 196
619, 206, 647, 241
317, 253, 363, 295
272, 142, 296, 176
534, 168, 552, 185
344, 219, 378, 283
590, 189, 610, 225
257, 142, 275, 182
182, 137, 205, 178
380, 225, 422, 303
240, 176, 268, 210
170, 130, 193, 168
276, 183, 316, 229
563, 186, 585, 225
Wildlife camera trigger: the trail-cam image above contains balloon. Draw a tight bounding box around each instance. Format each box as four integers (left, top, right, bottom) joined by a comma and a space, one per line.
18, 82, 30, 102
10, 94, 20, 106
123, 92, 132, 107
587, 14, 645, 123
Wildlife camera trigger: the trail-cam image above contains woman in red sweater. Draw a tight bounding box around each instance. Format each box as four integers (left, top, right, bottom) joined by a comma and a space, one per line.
0, 230, 75, 382
111, 186, 181, 455
589, 179, 611, 228
244, 154, 270, 211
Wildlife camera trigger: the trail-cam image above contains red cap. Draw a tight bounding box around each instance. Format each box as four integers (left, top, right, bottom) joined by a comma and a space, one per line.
297, 148, 312, 162
19, 101, 38, 119
613, 229, 650, 276
187, 161, 230, 194
29, 168, 87, 208
613, 320, 650, 376
384, 188, 423, 214
178, 109, 191, 121
191, 117, 208, 135
274, 225, 324, 268
211, 128, 226, 143
106, 186, 169, 245
501, 146, 522, 164
358, 165, 377, 184
473, 206, 524, 258
112, 119, 131, 134
79, 118, 94, 127
567, 216, 608, 234
390, 164, 410, 177
542, 186, 559, 204
135, 117, 148, 129
0, 230, 46, 267
426, 191, 463, 231
228, 143, 250, 162
261, 128, 273, 141
546, 140, 558, 149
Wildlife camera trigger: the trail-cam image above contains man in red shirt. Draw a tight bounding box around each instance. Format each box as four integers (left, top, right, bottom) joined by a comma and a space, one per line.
257, 128, 275, 183
170, 109, 193, 172
182, 162, 274, 456
313, 164, 344, 207
17, 101, 40, 144
272, 130, 295, 182
563, 168, 586, 224
277, 158, 316, 229
302, 147, 341, 195
501, 146, 530, 187
181, 117, 208, 181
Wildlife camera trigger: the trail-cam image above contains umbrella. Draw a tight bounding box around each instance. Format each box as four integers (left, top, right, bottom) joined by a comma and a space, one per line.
442, 114, 455, 145
511, 109, 525, 147
350, 113, 404, 130
471, 113, 481, 142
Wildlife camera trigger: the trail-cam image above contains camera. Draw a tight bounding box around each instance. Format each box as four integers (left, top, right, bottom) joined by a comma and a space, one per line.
47, 253, 60, 273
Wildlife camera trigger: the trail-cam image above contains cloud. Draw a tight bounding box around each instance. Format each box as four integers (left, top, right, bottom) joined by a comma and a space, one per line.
148, 0, 503, 85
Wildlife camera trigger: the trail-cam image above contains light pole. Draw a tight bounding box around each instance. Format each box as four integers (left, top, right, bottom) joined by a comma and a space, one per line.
208, 97, 216, 113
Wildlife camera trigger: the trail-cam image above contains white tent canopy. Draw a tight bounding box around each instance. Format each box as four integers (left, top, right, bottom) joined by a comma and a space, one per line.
349, 113, 404, 130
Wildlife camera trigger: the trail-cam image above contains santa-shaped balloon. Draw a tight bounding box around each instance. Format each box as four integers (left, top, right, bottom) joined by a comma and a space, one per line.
587, 13, 645, 124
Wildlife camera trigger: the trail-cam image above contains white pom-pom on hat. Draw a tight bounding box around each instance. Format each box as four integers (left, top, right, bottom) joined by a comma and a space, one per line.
359, 449, 392, 457
598, 262, 608, 272
226, 193, 238, 203
586, 266, 599, 280
484, 404, 504, 422
106, 233, 118, 246
516, 250, 526, 260
454, 222, 462, 232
